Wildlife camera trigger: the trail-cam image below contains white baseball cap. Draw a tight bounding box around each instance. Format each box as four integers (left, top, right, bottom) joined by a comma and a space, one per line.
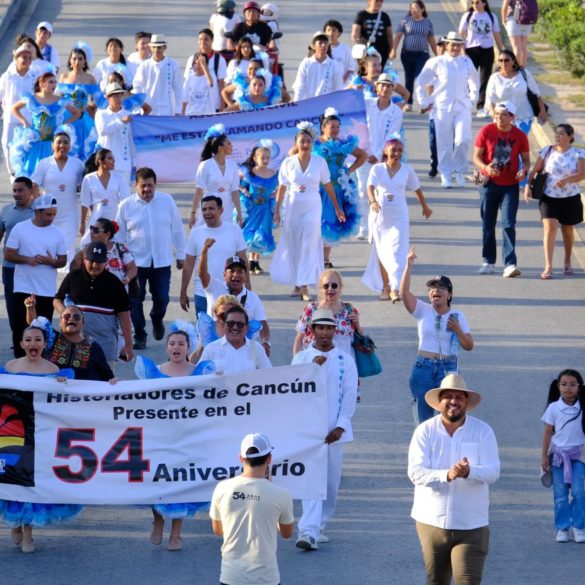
240, 433, 272, 458
37, 21, 53, 33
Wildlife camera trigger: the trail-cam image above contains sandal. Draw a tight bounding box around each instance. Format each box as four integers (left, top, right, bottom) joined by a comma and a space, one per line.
390, 290, 401, 303
540, 271, 553, 280
564, 265, 574, 276
379, 288, 391, 301
11, 527, 23, 545
167, 536, 182, 551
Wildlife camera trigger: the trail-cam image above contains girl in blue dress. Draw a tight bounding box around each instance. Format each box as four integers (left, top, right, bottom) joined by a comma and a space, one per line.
314, 108, 368, 267
10, 72, 80, 178
239, 141, 278, 273
135, 325, 212, 551
225, 68, 283, 111
58, 47, 101, 161
0, 322, 77, 554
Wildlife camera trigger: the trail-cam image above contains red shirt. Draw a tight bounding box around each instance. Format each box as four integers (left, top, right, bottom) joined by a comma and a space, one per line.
474, 123, 529, 186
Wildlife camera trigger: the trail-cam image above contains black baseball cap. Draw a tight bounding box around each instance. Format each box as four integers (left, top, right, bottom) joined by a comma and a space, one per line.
426, 275, 453, 293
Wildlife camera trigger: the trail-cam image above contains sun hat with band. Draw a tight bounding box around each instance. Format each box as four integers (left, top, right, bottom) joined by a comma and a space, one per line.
105, 82, 125, 97
425, 373, 482, 411
310, 308, 336, 327
149, 34, 167, 47
444, 31, 464, 44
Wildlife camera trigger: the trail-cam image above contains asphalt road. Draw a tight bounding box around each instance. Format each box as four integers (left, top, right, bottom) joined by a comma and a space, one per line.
0, 1, 583, 584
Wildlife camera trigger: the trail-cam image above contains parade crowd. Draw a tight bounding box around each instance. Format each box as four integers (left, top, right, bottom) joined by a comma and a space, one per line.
0, 1, 584, 584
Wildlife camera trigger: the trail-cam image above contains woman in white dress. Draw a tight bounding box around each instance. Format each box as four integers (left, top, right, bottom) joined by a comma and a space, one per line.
92, 38, 132, 91
270, 122, 346, 301
80, 148, 130, 236
189, 123, 242, 228
362, 137, 432, 302
31, 131, 85, 267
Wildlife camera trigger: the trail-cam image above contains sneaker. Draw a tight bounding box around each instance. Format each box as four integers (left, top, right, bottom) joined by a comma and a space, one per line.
502, 265, 521, 278
478, 263, 495, 274
476, 108, 490, 118
317, 534, 330, 544
556, 529, 570, 543
440, 174, 452, 188
355, 228, 367, 241
574, 528, 585, 543
428, 169, 438, 178
454, 173, 466, 187
296, 534, 318, 551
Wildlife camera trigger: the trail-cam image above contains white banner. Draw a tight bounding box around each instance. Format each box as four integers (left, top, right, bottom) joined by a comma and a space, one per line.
0, 364, 328, 504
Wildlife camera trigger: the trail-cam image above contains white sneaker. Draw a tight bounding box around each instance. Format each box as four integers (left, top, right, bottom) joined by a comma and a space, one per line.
454, 173, 466, 187
355, 228, 367, 241
479, 263, 495, 274
476, 108, 490, 118
317, 534, 330, 544
502, 265, 521, 278
556, 529, 570, 542
296, 533, 319, 550
440, 174, 452, 188
574, 528, 585, 543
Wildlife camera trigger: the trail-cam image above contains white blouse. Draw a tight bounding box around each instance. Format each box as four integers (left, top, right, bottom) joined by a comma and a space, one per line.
485, 70, 540, 123
540, 146, 585, 199
80, 170, 131, 221
195, 158, 240, 222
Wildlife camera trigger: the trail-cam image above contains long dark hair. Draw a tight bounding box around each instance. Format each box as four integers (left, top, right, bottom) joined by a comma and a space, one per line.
106, 38, 126, 65
201, 133, 229, 161
545, 369, 585, 434
68, 48, 89, 71
468, 0, 493, 17
498, 49, 519, 71
234, 37, 255, 64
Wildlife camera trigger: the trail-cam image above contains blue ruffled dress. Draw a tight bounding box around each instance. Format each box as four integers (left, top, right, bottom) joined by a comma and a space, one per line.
134, 356, 212, 519
239, 168, 277, 255
233, 72, 283, 108
57, 82, 101, 161
313, 137, 360, 243
0, 368, 82, 528
10, 93, 75, 178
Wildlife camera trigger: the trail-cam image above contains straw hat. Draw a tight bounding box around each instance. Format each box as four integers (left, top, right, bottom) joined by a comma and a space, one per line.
424, 373, 481, 411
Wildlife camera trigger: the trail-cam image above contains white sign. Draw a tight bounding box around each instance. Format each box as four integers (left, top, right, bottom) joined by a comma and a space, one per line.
0, 364, 328, 504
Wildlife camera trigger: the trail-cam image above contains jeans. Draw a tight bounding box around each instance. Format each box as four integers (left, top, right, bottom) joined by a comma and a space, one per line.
2, 266, 15, 331
401, 50, 429, 105
429, 118, 437, 173
409, 355, 458, 425
130, 265, 171, 340
479, 182, 520, 267
552, 460, 585, 530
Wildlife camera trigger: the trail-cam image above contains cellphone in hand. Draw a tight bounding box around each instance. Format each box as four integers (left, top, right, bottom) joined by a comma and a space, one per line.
446, 313, 459, 332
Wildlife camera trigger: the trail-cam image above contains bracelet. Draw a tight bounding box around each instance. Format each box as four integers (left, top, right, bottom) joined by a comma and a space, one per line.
369, 200, 376, 204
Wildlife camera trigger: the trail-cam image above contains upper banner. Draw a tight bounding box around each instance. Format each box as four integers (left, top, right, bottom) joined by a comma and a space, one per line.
131, 90, 369, 183
0, 364, 328, 505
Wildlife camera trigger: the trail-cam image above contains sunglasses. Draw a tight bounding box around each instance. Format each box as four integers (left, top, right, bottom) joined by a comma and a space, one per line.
322, 283, 339, 290
225, 320, 246, 330
89, 226, 105, 233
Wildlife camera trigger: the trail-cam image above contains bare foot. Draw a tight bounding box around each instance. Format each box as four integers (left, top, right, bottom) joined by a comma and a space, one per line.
151, 516, 164, 545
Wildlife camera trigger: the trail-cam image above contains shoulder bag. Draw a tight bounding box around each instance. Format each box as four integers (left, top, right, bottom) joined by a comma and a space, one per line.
530, 146, 553, 200
345, 303, 382, 377
519, 68, 548, 117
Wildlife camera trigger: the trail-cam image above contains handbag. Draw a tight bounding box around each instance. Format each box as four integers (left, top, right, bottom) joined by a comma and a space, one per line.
519, 68, 548, 117
530, 146, 553, 200
352, 331, 382, 377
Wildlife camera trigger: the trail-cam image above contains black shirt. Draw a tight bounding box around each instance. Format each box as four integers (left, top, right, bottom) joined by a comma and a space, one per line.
354, 10, 393, 66
55, 267, 130, 314
232, 21, 273, 46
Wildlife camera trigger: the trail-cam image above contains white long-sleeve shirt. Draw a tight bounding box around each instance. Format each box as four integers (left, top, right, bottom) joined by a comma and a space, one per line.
94, 107, 133, 174
292, 56, 343, 101
200, 336, 272, 373
415, 54, 479, 111
116, 191, 186, 268
365, 98, 404, 160
291, 344, 357, 443
0, 66, 36, 124
132, 56, 182, 115
408, 414, 500, 530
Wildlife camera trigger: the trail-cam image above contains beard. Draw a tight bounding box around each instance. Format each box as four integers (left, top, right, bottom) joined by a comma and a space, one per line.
444, 411, 465, 423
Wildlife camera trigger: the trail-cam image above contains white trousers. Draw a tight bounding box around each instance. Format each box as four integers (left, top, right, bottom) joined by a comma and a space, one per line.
2, 121, 19, 179
356, 162, 372, 233
434, 104, 472, 176
298, 442, 344, 539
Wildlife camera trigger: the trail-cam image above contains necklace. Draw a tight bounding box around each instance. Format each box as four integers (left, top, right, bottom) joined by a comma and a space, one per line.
386, 163, 401, 178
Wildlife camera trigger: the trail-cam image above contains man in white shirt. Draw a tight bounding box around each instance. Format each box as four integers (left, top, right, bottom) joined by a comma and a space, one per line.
210, 433, 294, 585
116, 167, 186, 349
132, 34, 182, 116
415, 31, 479, 189
126, 31, 152, 80
180, 195, 247, 318
35, 22, 60, 72
0, 45, 36, 177
408, 374, 500, 585
199, 305, 272, 373
198, 244, 270, 353
324, 19, 355, 83
291, 309, 357, 550
4, 195, 67, 357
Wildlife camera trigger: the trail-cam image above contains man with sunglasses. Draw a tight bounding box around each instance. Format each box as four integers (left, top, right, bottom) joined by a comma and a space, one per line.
472, 100, 529, 278
198, 305, 272, 373
24, 299, 116, 382
198, 240, 271, 355
291, 309, 357, 550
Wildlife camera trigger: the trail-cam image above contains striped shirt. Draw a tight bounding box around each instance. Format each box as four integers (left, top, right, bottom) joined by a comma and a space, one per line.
397, 16, 433, 53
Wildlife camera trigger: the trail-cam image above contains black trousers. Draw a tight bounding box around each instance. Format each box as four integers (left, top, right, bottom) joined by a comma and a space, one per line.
465, 46, 495, 110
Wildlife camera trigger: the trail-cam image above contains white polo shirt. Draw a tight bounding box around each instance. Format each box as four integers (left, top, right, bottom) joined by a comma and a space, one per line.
542, 398, 585, 449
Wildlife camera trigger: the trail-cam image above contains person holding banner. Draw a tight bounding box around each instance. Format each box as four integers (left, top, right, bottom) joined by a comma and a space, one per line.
292, 32, 344, 101
0, 323, 79, 554
190, 124, 242, 228
225, 70, 282, 111
291, 309, 357, 550
199, 305, 271, 373
270, 122, 345, 302
135, 326, 211, 551
210, 432, 294, 585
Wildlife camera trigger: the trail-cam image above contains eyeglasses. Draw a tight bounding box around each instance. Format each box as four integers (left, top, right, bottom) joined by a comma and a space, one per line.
89, 226, 105, 233
322, 283, 339, 290
62, 314, 82, 321
225, 320, 246, 330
